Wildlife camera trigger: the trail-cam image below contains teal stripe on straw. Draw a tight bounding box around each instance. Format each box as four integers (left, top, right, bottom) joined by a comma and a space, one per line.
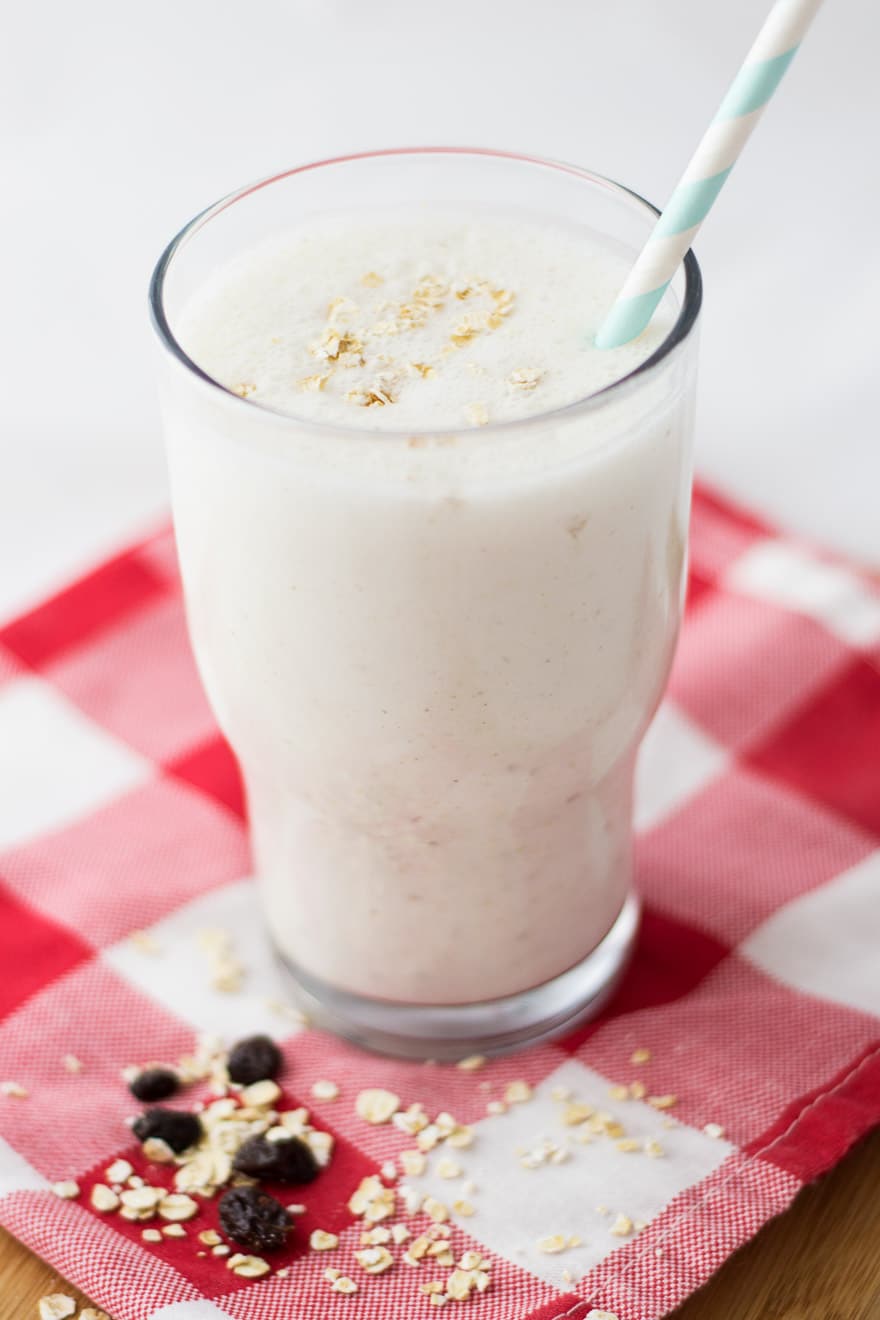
653, 167, 733, 237
715, 45, 799, 119
593, 284, 669, 350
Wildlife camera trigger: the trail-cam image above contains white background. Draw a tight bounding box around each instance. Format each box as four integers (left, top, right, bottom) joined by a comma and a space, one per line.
2, 0, 877, 622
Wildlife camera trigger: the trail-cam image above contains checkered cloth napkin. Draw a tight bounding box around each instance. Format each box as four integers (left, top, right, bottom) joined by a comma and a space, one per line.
0, 485, 878, 1320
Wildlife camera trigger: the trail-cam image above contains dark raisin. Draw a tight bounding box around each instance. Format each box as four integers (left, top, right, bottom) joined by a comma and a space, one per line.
232, 1134, 319, 1185
218, 1185, 291, 1252
129, 1068, 179, 1103
227, 1035, 282, 1085
132, 1107, 202, 1154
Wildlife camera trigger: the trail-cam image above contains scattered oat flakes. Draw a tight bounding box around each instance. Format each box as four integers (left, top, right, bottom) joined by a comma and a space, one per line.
142, 1137, 175, 1164
51, 1180, 80, 1200
324, 1267, 342, 1282
121, 1186, 163, 1214
608, 1085, 629, 1101
645, 1139, 665, 1158
311, 1079, 339, 1101
703, 1122, 725, 1139
360, 1226, 392, 1245
456, 1054, 486, 1072
393, 1102, 429, 1135
630, 1048, 651, 1065
610, 1213, 633, 1237
80, 1311, 111, 1320
416, 1124, 441, 1153
405, 1234, 431, 1263
61, 1054, 83, 1074
629, 1080, 647, 1100
228, 1253, 271, 1278
356, 1245, 394, 1274
213, 1245, 231, 1257
158, 1193, 199, 1222
392, 1223, 411, 1244
37, 1297, 76, 1320
198, 1229, 222, 1246
423, 1196, 449, 1223
1, 1081, 27, 1098
162, 1223, 187, 1238
239, 1078, 281, 1108
90, 1185, 120, 1213
486, 1100, 507, 1116
452, 1199, 475, 1217
399, 1183, 424, 1216
536, 1234, 568, 1254
142, 1228, 162, 1243
331, 1276, 358, 1294
436, 1157, 461, 1180
550, 1086, 572, 1102
463, 401, 489, 426
562, 1102, 593, 1125
361, 271, 384, 288
310, 1229, 340, 1251
648, 1094, 677, 1110
504, 1080, 532, 1105
615, 1139, 641, 1153
105, 1159, 133, 1184
400, 1149, 427, 1177
348, 1174, 396, 1222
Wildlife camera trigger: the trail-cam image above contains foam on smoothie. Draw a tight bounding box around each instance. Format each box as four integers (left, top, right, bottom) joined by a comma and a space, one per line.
177, 211, 673, 431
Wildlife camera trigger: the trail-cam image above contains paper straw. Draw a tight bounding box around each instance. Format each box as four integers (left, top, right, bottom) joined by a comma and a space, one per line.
595, 0, 825, 350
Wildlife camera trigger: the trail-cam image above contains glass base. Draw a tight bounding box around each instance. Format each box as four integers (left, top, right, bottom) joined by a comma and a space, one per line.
275, 891, 640, 1060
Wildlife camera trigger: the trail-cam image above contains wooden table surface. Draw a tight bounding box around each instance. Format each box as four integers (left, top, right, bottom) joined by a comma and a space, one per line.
2, 1128, 878, 1320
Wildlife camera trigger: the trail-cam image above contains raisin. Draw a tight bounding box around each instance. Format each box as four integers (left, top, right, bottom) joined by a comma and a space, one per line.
132, 1107, 202, 1154
218, 1185, 291, 1252
227, 1035, 282, 1085
232, 1134, 319, 1185
129, 1068, 179, 1102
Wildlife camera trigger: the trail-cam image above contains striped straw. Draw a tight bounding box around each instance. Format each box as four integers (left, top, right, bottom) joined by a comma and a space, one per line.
595, 0, 825, 350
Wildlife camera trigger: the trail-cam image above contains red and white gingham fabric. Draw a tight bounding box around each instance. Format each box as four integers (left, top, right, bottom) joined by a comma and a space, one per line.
0, 485, 878, 1320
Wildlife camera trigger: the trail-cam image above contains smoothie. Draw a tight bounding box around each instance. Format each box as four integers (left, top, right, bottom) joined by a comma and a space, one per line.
159, 202, 696, 1016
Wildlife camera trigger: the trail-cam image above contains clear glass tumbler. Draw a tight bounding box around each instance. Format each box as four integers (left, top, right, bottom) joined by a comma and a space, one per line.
150, 148, 701, 1059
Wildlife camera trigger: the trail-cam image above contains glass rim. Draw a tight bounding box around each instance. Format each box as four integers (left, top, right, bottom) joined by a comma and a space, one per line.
148, 145, 702, 439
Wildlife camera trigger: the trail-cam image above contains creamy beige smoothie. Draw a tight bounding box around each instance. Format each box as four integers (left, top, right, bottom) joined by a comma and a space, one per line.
158, 200, 696, 1019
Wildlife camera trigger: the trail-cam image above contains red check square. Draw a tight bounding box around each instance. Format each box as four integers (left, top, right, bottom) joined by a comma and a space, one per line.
0, 776, 249, 948
668, 592, 851, 751
47, 594, 217, 765
748, 655, 880, 840
0, 881, 92, 1021
636, 765, 874, 945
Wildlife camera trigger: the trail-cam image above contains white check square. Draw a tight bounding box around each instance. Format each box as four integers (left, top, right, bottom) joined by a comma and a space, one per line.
635, 702, 728, 832
0, 675, 151, 851
409, 1057, 731, 1289
726, 540, 880, 647
742, 851, 880, 1017
103, 878, 302, 1042
0, 1135, 48, 1197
